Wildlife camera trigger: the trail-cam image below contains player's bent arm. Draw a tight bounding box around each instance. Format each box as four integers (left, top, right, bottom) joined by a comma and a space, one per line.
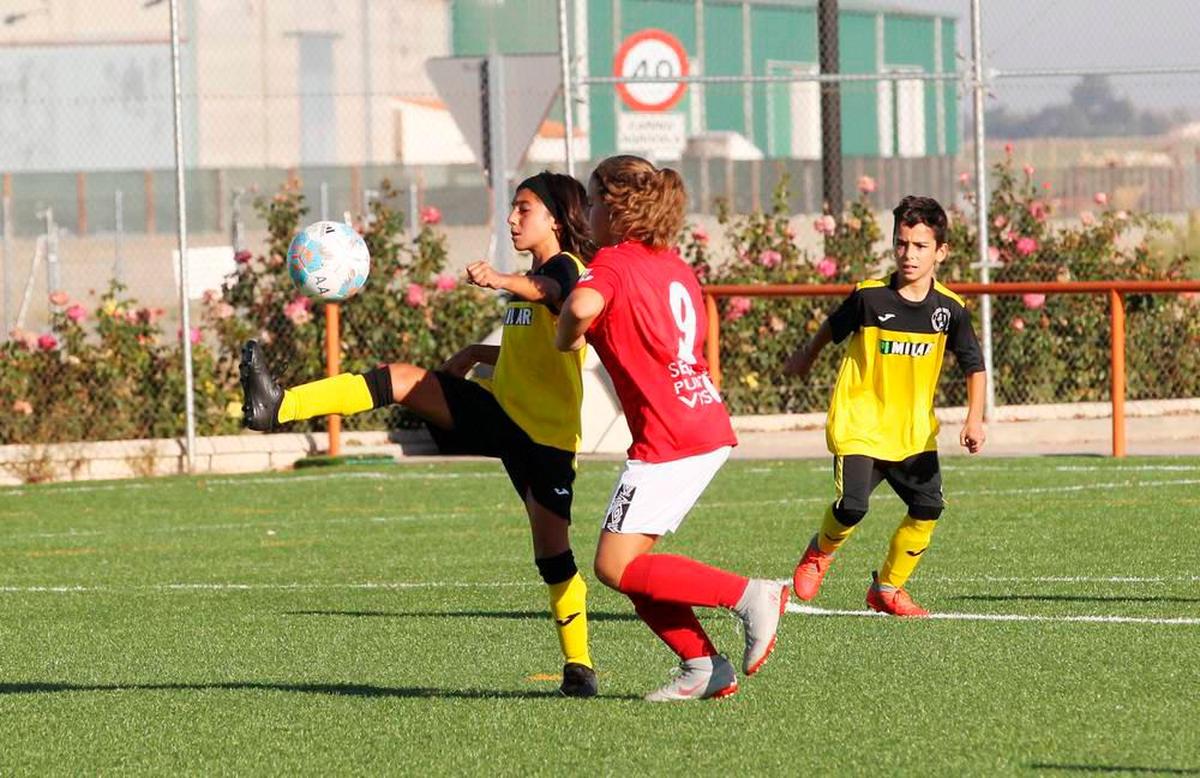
465, 261, 563, 306
556, 287, 605, 351
497, 273, 563, 306
960, 370, 987, 454
783, 319, 833, 378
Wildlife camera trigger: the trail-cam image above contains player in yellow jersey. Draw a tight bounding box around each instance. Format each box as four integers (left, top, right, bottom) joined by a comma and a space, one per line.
784, 195, 986, 616
240, 172, 599, 695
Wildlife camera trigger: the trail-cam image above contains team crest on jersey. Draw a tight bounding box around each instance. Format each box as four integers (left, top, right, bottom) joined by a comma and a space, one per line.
603, 483, 637, 532
931, 307, 951, 333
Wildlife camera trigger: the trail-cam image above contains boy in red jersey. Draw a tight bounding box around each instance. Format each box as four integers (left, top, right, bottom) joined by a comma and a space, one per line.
557, 155, 788, 702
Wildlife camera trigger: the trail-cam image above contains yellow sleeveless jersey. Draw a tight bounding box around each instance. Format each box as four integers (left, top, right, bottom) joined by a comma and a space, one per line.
477, 253, 586, 453
824, 275, 984, 461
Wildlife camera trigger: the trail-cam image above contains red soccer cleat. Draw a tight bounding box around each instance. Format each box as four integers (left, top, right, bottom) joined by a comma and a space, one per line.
866, 572, 930, 617
792, 540, 834, 601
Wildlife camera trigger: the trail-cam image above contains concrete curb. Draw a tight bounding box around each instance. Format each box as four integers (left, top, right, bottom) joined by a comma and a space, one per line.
2, 400, 1198, 486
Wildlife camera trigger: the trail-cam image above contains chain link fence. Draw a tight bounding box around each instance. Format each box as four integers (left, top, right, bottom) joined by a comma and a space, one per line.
2, 0, 1198, 455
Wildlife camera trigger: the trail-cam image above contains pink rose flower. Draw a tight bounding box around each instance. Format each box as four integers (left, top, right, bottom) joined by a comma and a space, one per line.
214, 302, 235, 320
10, 328, 36, 350
1022, 164, 1035, 177
856, 175, 876, 194
65, 303, 87, 323
759, 249, 782, 269
958, 172, 971, 187
176, 326, 202, 345
37, 333, 58, 351
1115, 210, 1128, 221
1011, 317, 1025, 332
691, 226, 709, 245
1094, 191, 1108, 206
435, 273, 457, 292
993, 215, 1007, 229
234, 250, 253, 264
283, 297, 312, 326
1004, 142, 1014, 155
405, 283, 427, 308
12, 399, 33, 416
724, 296, 752, 322
816, 256, 838, 279
1028, 200, 1048, 222
1015, 236, 1038, 257
420, 206, 442, 226
987, 246, 1001, 265
48, 290, 69, 307
813, 214, 837, 236
1022, 293, 1046, 309
1080, 210, 1095, 226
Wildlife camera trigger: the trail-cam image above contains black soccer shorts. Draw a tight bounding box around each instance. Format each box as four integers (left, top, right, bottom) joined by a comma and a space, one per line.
834, 451, 944, 521
426, 371, 576, 521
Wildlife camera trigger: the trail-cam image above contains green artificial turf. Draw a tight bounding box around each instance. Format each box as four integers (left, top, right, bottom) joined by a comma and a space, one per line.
1, 457, 1197, 774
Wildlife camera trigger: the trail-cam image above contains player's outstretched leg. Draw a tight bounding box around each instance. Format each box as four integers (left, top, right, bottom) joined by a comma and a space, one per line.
733, 579, 788, 676
239, 340, 410, 431
240, 340, 284, 431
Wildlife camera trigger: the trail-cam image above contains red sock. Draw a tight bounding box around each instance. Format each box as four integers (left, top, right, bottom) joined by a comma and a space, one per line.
618, 553, 749, 609
628, 594, 717, 660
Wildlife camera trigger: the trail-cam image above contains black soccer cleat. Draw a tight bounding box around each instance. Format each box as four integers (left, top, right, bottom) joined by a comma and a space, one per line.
239, 340, 284, 432
559, 662, 598, 698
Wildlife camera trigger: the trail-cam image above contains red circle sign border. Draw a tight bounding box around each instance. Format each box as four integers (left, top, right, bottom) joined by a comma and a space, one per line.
613, 28, 690, 113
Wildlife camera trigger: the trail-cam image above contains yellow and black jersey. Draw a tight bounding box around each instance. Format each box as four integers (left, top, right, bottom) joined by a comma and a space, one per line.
825, 273, 984, 460
478, 252, 586, 453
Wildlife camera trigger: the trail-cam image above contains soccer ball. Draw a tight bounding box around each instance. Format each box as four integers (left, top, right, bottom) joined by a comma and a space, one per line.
287, 221, 371, 302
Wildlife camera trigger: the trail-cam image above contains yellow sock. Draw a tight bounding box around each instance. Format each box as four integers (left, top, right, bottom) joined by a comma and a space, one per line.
816, 504, 858, 554
548, 573, 591, 668
276, 373, 376, 423
879, 516, 937, 589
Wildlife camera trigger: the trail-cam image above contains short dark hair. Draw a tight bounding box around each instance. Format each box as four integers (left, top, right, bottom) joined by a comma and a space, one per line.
893, 195, 948, 246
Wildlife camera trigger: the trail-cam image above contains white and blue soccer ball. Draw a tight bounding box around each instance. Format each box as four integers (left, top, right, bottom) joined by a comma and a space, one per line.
287, 221, 371, 302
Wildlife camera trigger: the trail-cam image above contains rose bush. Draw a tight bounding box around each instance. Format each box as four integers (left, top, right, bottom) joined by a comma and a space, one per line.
689, 154, 1200, 416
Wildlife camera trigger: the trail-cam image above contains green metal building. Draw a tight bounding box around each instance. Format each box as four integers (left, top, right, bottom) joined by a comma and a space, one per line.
451, 0, 959, 161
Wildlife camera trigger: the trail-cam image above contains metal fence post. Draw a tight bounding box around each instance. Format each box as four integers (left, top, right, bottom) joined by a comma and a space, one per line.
970, 0, 997, 419
169, 0, 197, 473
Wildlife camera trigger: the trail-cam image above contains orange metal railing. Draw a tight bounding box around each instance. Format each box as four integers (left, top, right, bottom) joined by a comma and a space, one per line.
702, 280, 1200, 458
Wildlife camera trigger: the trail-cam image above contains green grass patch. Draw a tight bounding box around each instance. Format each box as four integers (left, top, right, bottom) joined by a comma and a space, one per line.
1, 457, 1198, 774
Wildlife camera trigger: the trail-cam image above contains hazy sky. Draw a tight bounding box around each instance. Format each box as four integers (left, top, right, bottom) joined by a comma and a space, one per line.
895, 0, 1199, 115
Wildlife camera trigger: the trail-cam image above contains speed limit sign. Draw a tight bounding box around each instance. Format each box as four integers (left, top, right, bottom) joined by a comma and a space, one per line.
613, 29, 689, 112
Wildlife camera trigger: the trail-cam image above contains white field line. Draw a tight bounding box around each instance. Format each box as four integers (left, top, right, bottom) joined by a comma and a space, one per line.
787, 602, 1200, 626
930, 575, 1200, 584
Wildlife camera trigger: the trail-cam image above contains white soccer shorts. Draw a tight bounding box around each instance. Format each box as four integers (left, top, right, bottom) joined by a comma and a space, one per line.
600, 446, 732, 536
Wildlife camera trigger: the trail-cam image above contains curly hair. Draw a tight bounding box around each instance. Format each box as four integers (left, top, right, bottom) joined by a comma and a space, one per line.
591, 155, 687, 251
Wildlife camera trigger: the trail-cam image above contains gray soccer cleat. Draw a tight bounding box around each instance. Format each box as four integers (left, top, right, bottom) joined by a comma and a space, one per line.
734, 578, 789, 676
644, 655, 738, 702
239, 340, 284, 432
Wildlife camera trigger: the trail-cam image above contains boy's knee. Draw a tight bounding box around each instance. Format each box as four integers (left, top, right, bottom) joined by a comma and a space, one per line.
907, 504, 943, 521
592, 556, 625, 591
832, 503, 868, 527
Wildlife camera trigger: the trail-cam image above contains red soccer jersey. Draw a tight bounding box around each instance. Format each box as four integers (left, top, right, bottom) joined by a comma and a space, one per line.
576, 240, 737, 463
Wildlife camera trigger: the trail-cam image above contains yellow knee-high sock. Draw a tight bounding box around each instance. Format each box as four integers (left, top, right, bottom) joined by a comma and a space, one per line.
879, 516, 937, 589
277, 373, 376, 423
816, 504, 859, 555
548, 573, 591, 668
